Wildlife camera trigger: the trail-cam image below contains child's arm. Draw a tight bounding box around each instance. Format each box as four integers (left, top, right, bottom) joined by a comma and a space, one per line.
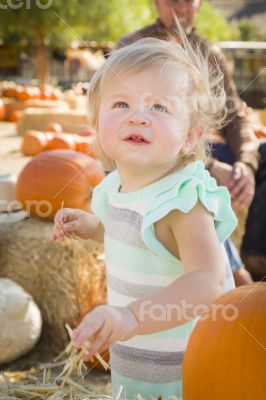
127, 202, 226, 334
72, 202, 227, 359
52, 208, 104, 244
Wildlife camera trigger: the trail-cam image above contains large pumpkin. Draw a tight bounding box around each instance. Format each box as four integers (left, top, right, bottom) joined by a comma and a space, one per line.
183, 283, 266, 400
16, 150, 105, 221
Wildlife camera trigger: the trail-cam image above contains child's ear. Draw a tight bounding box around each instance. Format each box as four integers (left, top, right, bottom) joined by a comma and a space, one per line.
182, 140, 194, 154
182, 134, 194, 154
183, 128, 203, 153
196, 128, 204, 139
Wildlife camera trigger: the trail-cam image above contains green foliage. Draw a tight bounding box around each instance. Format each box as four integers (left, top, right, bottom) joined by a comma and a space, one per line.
80, 0, 156, 42
0, 0, 156, 82
237, 18, 256, 41
195, 1, 240, 41
0, 0, 156, 45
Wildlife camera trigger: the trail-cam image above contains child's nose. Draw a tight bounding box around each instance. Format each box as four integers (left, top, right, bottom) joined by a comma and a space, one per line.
128, 113, 150, 126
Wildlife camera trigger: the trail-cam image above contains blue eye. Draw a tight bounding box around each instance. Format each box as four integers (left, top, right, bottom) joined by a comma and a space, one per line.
151, 103, 168, 113
113, 101, 128, 109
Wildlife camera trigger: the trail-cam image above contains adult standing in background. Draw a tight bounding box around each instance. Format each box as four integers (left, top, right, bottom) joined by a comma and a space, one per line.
115, 0, 265, 283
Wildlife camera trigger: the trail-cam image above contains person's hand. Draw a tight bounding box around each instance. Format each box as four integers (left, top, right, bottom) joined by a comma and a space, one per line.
210, 160, 255, 208
227, 161, 255, 208
209, 160, 232, 186
51, 208, 92, 241
72, 305, 140, 361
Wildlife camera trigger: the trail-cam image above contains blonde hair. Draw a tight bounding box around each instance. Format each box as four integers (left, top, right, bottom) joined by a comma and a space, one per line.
88, 29, 227, 171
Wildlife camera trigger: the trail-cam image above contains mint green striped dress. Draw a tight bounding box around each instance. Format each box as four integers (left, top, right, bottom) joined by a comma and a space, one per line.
91, 161, 237, 400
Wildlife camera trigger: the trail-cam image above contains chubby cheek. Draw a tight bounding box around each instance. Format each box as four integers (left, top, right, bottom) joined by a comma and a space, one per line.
158, 135, 184, 162
98, 115, 121, 158
155, 119, 188, 154
98, 114, 113, 140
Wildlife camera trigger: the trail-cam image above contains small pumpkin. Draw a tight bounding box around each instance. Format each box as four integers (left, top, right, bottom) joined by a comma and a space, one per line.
16, 87, 32, 101
21, 130, 48, 156
3, 86, 17, 98
14, 85, 24, 100
47, 133, 76, 150
47, 123, 63, 134
0, 99, 5, 120
31, 86, 41, 99
50, 88, 62, 101
75, 136, 96, 158
254, 125, 266, 139
183, 283, 266, 400
9, 110, 22, 122
16, 150, 105, 221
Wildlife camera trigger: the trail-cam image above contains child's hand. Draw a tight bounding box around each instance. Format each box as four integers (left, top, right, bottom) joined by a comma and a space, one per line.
51, 208, 92, 241
72, 305, 139, 360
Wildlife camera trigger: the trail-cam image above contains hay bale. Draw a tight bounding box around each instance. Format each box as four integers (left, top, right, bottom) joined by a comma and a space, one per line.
3, 98, 69, 121
17, 108, 89, 136
0, 217, 107, 353
63, 92, 87, 111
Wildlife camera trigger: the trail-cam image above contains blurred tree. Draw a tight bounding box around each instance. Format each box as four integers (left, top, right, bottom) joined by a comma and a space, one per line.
0, 0, 155, 84
0, 0, 246, 83
195, 1, 240, 41
237, 18, 256, 41
79, 0, 156, 42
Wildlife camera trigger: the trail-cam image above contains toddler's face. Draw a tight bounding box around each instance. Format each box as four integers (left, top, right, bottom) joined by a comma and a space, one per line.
98, 66, 191, 174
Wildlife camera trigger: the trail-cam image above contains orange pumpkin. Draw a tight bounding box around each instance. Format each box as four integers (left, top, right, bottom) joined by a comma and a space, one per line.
44, 131, 54, 143
75, 136, 96, 158
40, 85, 53, 100
47, 133, 76, 150
50, 89, 62, 101
47, 123, 63, 134
14, 85, 24, 100
3, 87, 17, 98
0, 99, 5, 120
21, 130, 48, 156
9, 110, 22, 122
17, 87, 32, 101
255, 125, 266, 139
31, 86, 41, 99
183, 283, 266, 400
16, 150, 105, 221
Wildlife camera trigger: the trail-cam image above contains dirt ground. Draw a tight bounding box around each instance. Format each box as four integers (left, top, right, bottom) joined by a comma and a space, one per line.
0, 121, 112, 394
0, 122, 30, 175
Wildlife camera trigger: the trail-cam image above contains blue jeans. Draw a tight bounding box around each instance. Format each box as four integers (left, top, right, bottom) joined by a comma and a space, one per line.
210, 140, 266, 271
223, 239, 243, 272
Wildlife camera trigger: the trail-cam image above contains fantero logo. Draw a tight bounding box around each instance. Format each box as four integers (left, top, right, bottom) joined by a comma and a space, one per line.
0, 0, 53, 9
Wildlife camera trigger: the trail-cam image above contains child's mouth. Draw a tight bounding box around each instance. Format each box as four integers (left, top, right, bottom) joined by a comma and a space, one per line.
124, 135, 150, 145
